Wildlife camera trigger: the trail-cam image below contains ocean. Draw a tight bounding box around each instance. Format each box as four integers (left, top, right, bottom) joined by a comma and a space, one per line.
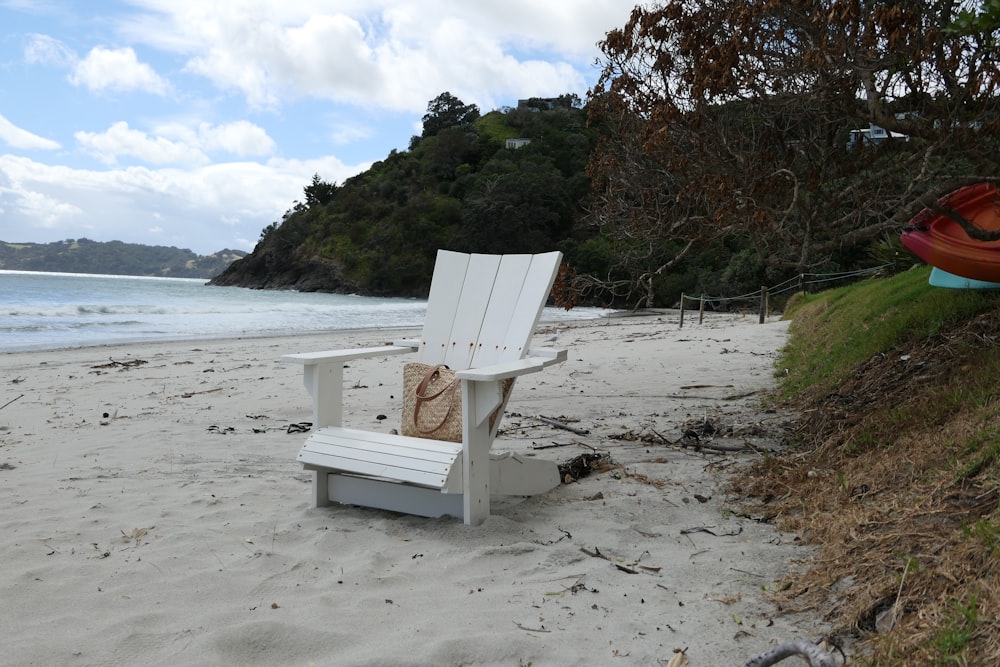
0, 270, 609, 353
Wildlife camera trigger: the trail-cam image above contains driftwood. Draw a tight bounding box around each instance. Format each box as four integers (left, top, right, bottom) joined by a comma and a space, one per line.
742, 640, 838, 667
650, 426, 752, 453
179, 387, 223, 399
579, 546, 654, 575
530, 441, 575, 450
91, 357, 148, 369
538, 415, 590, 435
679, 439, 751, 453
557, 452, 608, 483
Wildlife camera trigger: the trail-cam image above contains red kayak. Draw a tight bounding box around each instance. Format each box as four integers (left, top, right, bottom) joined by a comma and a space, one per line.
901, 183, 1000, 281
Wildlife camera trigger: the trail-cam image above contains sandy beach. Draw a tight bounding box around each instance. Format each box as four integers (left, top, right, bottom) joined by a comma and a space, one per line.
1, 312, 826, 666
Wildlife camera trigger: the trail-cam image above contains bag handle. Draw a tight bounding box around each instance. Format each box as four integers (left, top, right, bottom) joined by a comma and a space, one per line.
413, 365, 458, 435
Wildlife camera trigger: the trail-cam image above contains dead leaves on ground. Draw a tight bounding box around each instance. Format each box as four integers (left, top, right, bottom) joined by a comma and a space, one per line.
120, 527, 150, 543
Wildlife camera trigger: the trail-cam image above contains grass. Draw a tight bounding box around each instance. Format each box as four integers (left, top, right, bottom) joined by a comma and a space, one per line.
777, 266, 997, 398
474, 111, 520, 145
966, 517, 1000, 555
957, 429, 1000, 480
734, 264, 1000, 665
932, 597, 978, 661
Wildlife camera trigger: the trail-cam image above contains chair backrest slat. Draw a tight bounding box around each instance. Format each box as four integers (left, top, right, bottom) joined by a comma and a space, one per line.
440, 254, 501, 369
492, 251, 562, 364
417, 251, 470, 365
471, 254, 533, 367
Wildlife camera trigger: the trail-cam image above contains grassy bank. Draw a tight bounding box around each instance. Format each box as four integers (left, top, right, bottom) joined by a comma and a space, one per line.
739, 265, 1000, 665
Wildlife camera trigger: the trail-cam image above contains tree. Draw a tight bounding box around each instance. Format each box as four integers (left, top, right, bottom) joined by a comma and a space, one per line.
421, 92, 480, 138
304, 174, 338, 208
583, 0, 1000, 306
950, 0, 1000, 34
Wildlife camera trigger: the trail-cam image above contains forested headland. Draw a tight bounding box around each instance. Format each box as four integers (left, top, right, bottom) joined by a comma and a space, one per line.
213, 1, 999, 311
0, 238, 246, 279
210, 94, 606, 297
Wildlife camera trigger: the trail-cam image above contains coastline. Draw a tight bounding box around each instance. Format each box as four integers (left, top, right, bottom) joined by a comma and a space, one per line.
0, 312, 826, 665
0, 324, 427, 355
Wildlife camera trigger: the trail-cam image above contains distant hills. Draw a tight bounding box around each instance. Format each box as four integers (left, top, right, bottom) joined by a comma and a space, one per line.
0, 238, 247, 279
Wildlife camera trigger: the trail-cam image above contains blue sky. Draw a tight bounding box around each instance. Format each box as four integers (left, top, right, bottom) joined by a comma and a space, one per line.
0, 0, 633, 255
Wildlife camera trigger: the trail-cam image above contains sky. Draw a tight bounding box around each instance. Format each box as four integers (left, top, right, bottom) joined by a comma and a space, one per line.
0, 0, 635, 255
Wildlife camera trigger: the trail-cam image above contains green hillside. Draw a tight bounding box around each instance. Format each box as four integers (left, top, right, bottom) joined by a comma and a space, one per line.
210, 96, 605, 296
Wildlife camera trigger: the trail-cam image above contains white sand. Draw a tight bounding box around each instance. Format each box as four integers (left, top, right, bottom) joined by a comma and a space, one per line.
0, 312, 824, 666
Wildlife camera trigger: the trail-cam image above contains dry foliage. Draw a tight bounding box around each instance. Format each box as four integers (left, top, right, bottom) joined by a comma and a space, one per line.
733, 313, 1000, 664
583, 0, 1000, 306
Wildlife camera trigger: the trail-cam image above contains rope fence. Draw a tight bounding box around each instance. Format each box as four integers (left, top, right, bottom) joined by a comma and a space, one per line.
678, 264, 891, 327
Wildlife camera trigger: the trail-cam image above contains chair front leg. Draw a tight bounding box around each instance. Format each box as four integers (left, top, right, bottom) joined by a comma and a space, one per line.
302, 362, 344, 429
461, 379, 495, 526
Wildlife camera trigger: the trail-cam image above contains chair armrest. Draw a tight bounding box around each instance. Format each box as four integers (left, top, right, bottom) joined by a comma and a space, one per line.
281, 342, 417, 365
456, 350, 566, 429
455, 348, 567, 382
282, 341, 417, 429
525, 347, 567, 367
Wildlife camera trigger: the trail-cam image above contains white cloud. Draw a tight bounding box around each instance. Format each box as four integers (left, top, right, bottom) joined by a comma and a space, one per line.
23, 33, 76, 67
116, 1, 632, 112
9, 188, 83, 227
440, 2, 630, 57
197, 121, 276, 156
73, 120, 275, 166
69, 46, 170, 95
0, 152, 365, 252
75, 121, 209, 166
173, 11, 383, 111
0, 114, 61, 150
368, 15, 587, 111
150, 121, 276, 157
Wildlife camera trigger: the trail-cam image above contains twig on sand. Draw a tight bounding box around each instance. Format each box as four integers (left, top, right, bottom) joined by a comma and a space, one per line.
724, 390, 761, 400
680, 525, 743, 537
580, 546, 642, 574
650, 427, 672, 444
530, 441, 575, 450
180, 387, 224, 399
92, 357, 148, 369
1, 394, 24, 411
513, 621, 551, 633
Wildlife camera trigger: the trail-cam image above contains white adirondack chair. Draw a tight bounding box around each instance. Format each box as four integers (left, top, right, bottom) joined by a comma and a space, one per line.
282, 250, 567, 525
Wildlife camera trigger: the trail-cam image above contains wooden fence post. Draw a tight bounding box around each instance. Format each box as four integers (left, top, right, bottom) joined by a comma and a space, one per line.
698, 294, 706, 324
679, 293, 685, 328
759, 286, 768, 324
